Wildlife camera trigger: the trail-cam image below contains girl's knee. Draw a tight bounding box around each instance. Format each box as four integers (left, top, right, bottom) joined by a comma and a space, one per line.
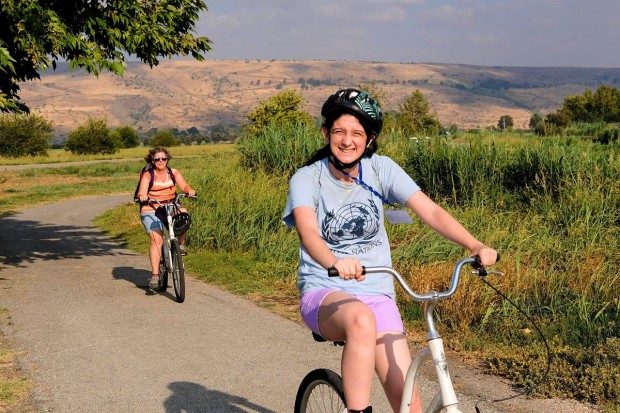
346, 308, 376, 341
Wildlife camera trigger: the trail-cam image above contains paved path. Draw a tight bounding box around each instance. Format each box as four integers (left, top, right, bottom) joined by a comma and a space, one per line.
0, 195, 600, 412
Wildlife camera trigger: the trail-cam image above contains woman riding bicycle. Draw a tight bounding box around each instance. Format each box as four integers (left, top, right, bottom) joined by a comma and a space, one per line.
137, 147, 196, 289
282, 89, 497, 413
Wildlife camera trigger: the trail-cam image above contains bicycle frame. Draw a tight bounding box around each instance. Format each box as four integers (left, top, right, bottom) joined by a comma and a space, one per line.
362, 258, 501, 413
149, 197, 180, 265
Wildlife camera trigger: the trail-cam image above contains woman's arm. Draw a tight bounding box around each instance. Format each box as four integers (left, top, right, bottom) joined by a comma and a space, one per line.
293, 206, 365, 281
137, 173, 152, 202
405, 191, 497, 265
173, 170, 196, 196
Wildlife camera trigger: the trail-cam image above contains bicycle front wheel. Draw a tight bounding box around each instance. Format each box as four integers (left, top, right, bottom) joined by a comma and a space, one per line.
294, 368, 346, 413
170, 239, 185, 303
158, 247, 168, 292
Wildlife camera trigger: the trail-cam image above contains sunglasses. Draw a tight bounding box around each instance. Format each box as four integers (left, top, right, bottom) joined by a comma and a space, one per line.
153, 157, 168, 162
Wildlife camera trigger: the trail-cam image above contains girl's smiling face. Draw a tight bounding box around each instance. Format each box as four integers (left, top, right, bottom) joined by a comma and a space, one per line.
323, 114, 374, 168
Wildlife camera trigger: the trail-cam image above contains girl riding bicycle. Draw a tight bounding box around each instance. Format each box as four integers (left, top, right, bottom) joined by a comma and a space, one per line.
282, 89, 497, 413
137, 147, 196, 289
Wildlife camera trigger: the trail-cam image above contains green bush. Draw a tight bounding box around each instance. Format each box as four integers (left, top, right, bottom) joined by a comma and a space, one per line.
65, 117, 121, 154
0, 113, 53, 157
244, 89, 314, 137
112, 125, 140, 148
150, 129, 181, 147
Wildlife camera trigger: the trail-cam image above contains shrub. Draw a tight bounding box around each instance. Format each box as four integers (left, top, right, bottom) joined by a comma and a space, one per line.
113, 125, 140, 148
65, 117, 121, 154
394, 90, 441, 136
244, 89, 314, 137
0, 113, 53, 157
151, 129, 181, 147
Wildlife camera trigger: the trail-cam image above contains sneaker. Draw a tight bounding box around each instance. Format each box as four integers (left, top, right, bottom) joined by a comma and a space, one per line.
179, 244, 187, 256
148, 275, 159, 289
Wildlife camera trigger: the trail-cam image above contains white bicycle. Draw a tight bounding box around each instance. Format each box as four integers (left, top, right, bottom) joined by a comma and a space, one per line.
294, 256, 503, 413
142, 193, 196, 303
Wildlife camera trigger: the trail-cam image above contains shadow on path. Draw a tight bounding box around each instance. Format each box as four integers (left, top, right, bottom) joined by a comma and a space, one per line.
112, 266, 180, 302
164, 382, 277, 413
0, 216, 133, 269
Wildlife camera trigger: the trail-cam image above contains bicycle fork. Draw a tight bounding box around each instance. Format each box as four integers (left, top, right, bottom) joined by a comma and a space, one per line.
400, 301, 463, 413
162, 240, 172, 269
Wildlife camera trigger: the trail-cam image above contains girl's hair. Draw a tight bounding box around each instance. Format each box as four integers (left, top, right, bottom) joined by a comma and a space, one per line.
304, 112, 378, 167
144, 147, 172, 163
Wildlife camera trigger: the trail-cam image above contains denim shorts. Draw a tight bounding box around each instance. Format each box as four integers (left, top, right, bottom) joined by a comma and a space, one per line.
300, 288, 405, 338
140, 212, 164, 233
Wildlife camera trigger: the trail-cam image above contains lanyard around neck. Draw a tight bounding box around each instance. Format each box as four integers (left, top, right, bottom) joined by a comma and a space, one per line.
334, 160, 394, 207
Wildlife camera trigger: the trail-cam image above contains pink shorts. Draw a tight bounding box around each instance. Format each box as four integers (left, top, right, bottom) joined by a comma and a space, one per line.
300, 288, 405, 338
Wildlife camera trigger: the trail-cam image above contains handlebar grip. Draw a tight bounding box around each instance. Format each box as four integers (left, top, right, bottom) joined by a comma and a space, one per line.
327, 266, 366, 277
471, 253, 501, 277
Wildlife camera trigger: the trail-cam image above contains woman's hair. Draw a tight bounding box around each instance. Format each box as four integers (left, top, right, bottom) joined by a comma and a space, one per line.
304, 112, 379, 167
144, 147, 172, 163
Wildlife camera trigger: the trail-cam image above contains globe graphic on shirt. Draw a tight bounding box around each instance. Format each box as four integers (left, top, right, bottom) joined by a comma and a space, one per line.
325, 201, 380, 244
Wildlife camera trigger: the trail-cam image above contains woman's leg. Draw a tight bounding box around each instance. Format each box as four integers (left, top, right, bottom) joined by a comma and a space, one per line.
148, 230, 164, 275
318, 291, 377, 411
375, 332, 422, 413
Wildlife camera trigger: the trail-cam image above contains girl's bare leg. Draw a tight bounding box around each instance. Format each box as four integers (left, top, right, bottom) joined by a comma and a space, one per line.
375, 332, 422, 413
318, 291, 377, 411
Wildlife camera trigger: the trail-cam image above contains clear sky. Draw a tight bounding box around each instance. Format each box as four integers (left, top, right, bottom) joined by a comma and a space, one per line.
195, 0, 619, 68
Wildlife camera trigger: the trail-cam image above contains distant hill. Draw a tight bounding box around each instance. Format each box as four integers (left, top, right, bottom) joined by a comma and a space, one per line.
18, 59, 620, 137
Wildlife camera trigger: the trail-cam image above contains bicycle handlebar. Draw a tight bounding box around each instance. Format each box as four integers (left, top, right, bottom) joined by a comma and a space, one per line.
327, 255, 503, 303
134, 193, 197, 205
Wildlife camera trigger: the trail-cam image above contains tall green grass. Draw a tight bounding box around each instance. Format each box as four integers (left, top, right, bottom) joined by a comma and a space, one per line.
232, 123, 620, 407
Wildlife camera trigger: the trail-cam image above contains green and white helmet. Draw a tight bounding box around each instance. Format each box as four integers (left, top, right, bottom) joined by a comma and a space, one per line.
321, 88, 384, 137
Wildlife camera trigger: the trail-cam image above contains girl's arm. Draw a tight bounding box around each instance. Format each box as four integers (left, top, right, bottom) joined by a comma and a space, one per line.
405, 191, 497, 265
293, 206, 365, 281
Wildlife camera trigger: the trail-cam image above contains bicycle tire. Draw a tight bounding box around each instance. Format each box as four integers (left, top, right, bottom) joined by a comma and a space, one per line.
158, 248, 168, 292
170, 239, 185, 303
294, 368, 346, 413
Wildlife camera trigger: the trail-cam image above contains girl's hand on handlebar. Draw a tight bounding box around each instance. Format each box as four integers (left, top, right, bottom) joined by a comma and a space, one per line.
332, 258, 365, 282
138, 193, 149, 203
470, 244, 498, 267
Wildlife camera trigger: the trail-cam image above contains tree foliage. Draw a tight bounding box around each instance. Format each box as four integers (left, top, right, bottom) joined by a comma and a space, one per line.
0, 113, 52, 156
560, 85, 620, 123
151, 129, 181, 147
394, 90, 441, 136
65, 117, 121, 154
529, 113, 544, 130
0, 0, 212, 112
244, 89, 313, 136
112, 125, 140, 148
497, 114, 514, 131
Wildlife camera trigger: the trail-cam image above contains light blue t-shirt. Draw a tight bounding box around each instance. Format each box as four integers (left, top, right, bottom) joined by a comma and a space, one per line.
282, 155, 420, 298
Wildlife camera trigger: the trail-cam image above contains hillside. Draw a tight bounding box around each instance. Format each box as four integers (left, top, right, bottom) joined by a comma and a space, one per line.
18, 59, 620, 136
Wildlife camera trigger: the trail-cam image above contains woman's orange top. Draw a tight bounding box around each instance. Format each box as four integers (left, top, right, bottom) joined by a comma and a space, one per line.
140, 168, 178, 214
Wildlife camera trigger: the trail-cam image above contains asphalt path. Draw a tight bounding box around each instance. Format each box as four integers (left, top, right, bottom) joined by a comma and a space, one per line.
0, 195, 600, 412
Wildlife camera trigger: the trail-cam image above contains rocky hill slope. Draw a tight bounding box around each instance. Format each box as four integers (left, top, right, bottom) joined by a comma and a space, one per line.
19, 59, 620, 136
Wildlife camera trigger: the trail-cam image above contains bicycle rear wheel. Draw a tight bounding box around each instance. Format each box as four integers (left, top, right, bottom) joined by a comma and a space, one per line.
294, 368, 346, 413
170, 239, 185, 303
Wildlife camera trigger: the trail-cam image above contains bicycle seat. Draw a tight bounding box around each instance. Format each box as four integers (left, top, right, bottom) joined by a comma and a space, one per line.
312, 332, 345, 347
